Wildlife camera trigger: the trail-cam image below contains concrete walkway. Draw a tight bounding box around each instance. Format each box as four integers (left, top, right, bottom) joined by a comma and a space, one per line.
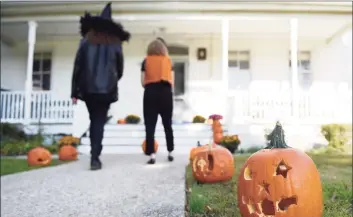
1, 154, 188, 217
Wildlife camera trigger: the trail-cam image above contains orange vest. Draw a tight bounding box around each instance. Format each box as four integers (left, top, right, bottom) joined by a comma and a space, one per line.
144, 56, 173, 86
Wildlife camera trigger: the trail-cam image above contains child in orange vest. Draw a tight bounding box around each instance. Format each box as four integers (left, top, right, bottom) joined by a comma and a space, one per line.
140, 39, 174, 164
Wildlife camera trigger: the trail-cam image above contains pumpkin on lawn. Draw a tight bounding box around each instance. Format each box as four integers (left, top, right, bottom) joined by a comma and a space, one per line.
117, 119, 126, 124
237, 122, 323, 217
189, 141, 217, 162
27, 147, 52, 166
59, 145, 78, 161
142, 139, 159, 154
192, 143, 234, 183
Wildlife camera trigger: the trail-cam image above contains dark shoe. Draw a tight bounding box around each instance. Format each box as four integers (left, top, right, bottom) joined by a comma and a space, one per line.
167, 155, 174, 162
90, 157, 102, 170
147, 158, 156, 164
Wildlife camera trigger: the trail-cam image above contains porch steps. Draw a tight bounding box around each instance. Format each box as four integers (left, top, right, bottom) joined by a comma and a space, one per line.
78, 124, 227, 154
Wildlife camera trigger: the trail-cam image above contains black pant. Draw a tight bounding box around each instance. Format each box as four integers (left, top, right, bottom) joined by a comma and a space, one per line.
85, 97, 110, 158
143, 83, 174, 155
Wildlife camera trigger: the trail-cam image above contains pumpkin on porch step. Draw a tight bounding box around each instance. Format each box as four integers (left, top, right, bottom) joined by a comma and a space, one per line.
27, 147, 52, 166
142, 140, 159, 154
117, 119, 126, 124
192, 145, 234, 184
237, 122, 323, 217
59, 145, 78, 161
189, 141, 217, 161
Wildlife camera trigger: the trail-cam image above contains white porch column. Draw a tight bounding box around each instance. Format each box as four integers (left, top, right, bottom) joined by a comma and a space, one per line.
290, 18, 299, 119
221, 18, 230, 92
221, 18, 230, 122
24, 21, 37, 125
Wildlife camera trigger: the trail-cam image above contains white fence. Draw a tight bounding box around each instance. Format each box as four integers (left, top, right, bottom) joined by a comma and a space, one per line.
1, 91, 73, 124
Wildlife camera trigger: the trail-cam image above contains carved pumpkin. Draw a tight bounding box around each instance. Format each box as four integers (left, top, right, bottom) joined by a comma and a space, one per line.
59, 145, 78, 161
117, 119, 126, 124
213, 132, 223, 144
192, 145, 234, 183
27, 147, 52, 166
237, 122, 323, 217
142, 140, 159, 154
189, 141, 217, 161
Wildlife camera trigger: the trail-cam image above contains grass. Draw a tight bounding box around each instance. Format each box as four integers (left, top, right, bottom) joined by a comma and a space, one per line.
185, 153, 352, 217
0, 158, 73, 176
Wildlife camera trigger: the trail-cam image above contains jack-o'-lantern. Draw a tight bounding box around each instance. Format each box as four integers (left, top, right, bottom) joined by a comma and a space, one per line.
117, 119, 126, 124
142, 139, 159, 154
213, 132, 223, 144
189, 141, 217, 161
59, 145, 78, 161
27, 147, 52, 166
192, 144, 234, 183
237, 122, 323, 217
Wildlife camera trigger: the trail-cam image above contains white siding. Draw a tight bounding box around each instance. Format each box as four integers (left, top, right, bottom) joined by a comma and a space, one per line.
1, 32, 351, 118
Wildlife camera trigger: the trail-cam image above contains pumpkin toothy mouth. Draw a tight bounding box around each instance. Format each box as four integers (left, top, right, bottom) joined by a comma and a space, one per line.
242, 196, 297, 216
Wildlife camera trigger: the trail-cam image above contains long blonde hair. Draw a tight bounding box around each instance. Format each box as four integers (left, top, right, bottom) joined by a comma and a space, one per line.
147, 39, 168, 56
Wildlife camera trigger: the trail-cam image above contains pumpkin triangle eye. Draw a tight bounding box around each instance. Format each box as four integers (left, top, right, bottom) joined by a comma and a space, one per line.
276, 160, 292, 178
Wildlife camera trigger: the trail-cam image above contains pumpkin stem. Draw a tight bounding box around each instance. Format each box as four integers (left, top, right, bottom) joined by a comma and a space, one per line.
264, 121, 291, 149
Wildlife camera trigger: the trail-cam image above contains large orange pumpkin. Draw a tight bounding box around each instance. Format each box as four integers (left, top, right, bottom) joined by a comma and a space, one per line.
117, 119, 126, 124
142, 140, 159, 154
192, 145, 234, 183
27, 147, 52, 166
237, 122, 323, 217
189, 142, 217, 161
59, 145, 78, 161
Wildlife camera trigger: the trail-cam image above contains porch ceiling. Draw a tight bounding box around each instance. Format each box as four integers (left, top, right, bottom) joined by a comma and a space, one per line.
1, 17, 351, 43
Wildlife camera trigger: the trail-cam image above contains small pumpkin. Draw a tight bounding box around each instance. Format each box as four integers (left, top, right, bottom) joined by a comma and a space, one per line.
117, 119, 126, 124
27, 147, 52, 166
213, 132, 223, 144
142, 140, 159, 154
59, 145, 78, 161
189, 141, 217, 161
237, 122, 323, 217
192, 145, 234, 183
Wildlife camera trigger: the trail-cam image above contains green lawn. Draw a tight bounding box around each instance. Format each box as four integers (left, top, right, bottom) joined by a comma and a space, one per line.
185, 153, 352, 217
0, 158, 72, 176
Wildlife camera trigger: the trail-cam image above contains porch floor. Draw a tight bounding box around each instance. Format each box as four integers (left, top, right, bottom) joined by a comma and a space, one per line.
1, 154, 188, 217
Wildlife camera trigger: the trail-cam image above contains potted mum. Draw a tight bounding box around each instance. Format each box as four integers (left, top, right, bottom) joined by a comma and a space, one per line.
220, 135, 241, 154
192, 115, 206, 123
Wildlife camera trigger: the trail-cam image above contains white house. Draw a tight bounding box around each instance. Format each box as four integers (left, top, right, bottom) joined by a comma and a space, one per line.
1, 2, 352, 153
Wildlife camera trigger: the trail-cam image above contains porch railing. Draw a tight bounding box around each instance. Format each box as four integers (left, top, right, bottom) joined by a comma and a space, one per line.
227, 89, 352, 124
1, 91, 73, 124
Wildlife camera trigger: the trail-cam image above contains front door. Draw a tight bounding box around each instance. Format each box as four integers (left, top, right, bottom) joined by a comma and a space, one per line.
172, 61, 186, 96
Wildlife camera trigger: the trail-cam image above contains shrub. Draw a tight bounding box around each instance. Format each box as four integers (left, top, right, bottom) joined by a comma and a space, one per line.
58, 135, 80, 148
125, 114, 141, 124
245, 146, 264, 154
192, 115, 206, 123
321, 124, 352, 152
0, 123, 26, 142
220, 135, 241, 153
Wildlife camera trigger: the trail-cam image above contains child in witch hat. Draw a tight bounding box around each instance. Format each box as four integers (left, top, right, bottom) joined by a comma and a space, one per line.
71, 2, 131, 170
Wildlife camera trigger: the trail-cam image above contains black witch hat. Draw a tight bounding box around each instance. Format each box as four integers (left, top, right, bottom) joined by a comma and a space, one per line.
80, 2, 131, 42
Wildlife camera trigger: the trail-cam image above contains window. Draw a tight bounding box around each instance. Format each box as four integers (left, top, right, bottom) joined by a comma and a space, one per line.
32, 52, 52, 90
289, 51, 312, 88
228, 50, 250, 70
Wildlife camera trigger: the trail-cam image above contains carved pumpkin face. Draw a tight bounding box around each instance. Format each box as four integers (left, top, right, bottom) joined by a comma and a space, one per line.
27, 147, 52, 166
142, 140, 158, 154
237, 148, 323, 217
117, 119, 126, 124
189, 143, 217, 161
192, 146, 234, 183
59, 145, 78, 161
